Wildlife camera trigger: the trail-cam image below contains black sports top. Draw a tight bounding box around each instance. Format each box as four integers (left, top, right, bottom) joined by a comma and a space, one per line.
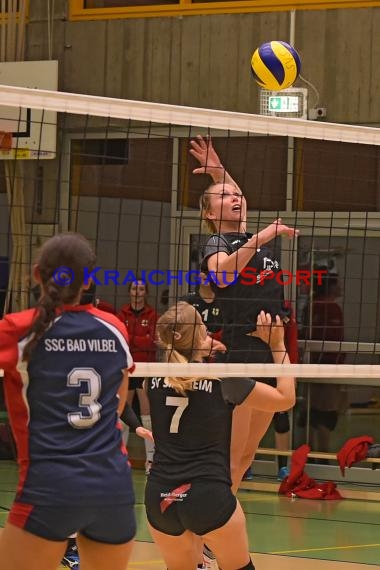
147, 376, 255, 485
180, 291, 222, 334
202, 232, 290, 344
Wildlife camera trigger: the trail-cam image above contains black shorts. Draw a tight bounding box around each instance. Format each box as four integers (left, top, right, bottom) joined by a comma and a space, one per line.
128, 377, 145, 390
145, 479, 236, 536
310, 408, 338, 431
216, 336, 276, 387
8, 501, 136, 544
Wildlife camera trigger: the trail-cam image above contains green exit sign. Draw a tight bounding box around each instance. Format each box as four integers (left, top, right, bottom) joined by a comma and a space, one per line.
268, 95, 299, 113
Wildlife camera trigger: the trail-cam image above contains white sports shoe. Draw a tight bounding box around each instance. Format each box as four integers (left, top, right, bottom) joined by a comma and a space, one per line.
203, 551, 219, 570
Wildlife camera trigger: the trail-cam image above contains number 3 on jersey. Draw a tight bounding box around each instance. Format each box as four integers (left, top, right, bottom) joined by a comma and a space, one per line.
67, 368, 102, 429
166, 396, 189, 433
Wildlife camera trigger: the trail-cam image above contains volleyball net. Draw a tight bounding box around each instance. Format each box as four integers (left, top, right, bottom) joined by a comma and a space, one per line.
1, 83, 380, 386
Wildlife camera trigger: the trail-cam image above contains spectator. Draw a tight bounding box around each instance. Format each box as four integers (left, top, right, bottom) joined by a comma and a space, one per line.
118, 279, 159, 474
302, 271, 345, 455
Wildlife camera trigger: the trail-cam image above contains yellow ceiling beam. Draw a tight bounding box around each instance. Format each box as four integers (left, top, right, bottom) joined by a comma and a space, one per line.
69, 0, 380, 21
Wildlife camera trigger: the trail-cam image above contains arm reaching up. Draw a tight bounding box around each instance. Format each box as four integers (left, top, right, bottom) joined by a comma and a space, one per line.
189, 135, 239, 188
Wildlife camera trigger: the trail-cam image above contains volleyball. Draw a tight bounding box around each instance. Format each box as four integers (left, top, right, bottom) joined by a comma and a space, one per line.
251, 41, 301, 91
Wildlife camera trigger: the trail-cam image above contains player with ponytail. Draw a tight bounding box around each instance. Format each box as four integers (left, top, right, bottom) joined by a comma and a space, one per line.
144, 301, 295, 570
0, 232, 136, 570
191, 136, 299, 496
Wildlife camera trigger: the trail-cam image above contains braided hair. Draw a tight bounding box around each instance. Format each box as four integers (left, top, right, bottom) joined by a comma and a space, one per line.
23, 232, 96, 361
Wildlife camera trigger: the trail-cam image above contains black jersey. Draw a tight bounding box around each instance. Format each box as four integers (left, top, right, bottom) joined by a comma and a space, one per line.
180, 291, 222, 334
147, 376, 255, 485
201, 232, 290, 345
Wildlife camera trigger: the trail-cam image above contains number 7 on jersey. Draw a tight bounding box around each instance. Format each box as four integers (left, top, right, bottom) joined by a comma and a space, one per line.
165, 396, 189, 433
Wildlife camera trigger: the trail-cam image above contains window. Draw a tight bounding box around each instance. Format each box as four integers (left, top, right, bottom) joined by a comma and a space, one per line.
84, 1, 178, 6
178, 136, 287, 212
0, 0, 28, 18
72, 138, 129, 166
293, 140, 380, 212
297, 235, 380, 345
70, 137, 172, 201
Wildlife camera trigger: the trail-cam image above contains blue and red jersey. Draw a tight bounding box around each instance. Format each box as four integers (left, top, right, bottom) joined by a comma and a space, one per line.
0, 304, 135, 506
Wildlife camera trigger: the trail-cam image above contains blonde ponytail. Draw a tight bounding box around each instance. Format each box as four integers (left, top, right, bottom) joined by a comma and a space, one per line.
157, 302, 217, 395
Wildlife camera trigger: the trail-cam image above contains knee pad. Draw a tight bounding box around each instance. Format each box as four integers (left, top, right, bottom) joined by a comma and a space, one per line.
273, 411, 290, 434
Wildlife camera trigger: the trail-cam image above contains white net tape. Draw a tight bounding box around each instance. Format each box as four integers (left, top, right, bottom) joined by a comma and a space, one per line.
132, 363, 380, 382
1, 83, 380, 145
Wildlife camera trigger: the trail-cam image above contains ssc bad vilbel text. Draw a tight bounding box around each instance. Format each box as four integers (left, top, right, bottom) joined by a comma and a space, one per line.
44, 338, 118, 352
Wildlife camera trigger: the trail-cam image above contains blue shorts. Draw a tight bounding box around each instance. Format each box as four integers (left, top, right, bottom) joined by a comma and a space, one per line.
8, 501, 136, 544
